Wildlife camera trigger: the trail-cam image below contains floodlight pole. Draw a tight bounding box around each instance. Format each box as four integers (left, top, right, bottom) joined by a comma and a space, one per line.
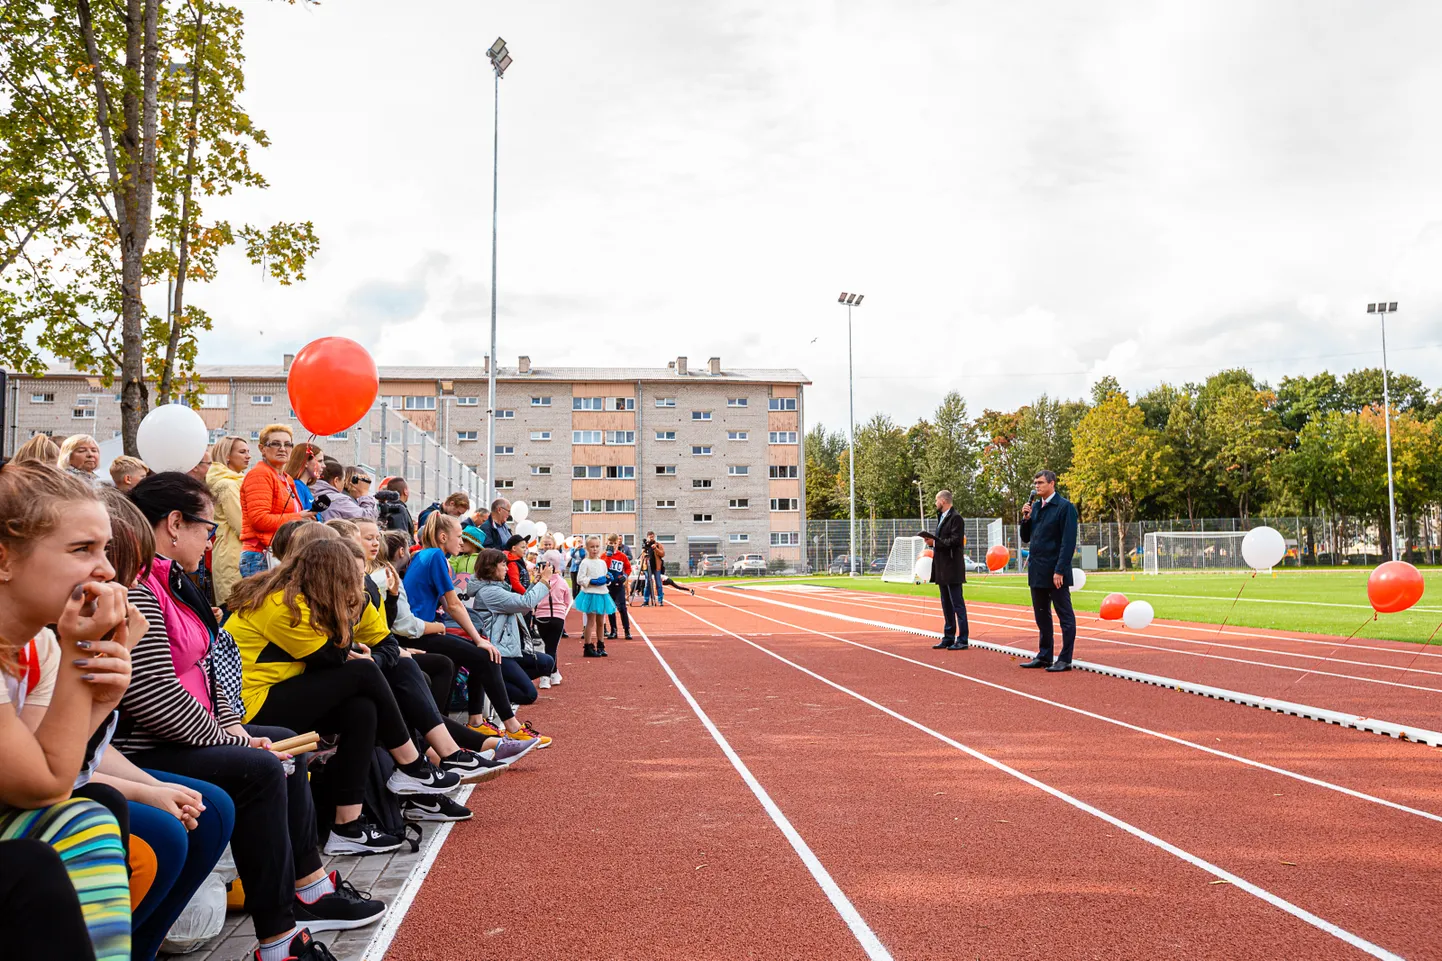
485, 39, 510, 509
1371, 302, 1400, 561
839, 293, 863, 576
914, 479, 926, 530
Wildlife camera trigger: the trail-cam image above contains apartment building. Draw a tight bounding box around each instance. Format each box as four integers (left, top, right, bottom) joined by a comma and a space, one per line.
3, 355, 811, 570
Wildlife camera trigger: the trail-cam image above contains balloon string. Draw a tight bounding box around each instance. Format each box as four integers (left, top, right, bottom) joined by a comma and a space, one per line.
1286, 613, 1375, 691
1396, 621, 1442, 680
1199, 572, 1252, 661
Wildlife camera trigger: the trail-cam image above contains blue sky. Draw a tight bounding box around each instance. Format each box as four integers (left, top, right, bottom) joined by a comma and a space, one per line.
195, 0, 1442, 429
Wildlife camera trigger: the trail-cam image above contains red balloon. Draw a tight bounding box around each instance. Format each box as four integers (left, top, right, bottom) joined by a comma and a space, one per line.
1099, 592, 1129, 620
1367, 561, 1424, 614
985, 545, 1009, 571
287, 337, 379, 437
922, 548, 934, 559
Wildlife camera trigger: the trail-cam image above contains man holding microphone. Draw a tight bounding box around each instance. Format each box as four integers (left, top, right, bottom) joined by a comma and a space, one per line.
1019, 470, 1079, 672
919, 489, 968, 650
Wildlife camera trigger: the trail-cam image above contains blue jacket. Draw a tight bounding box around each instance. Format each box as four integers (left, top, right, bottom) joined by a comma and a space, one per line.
478, 518, 512, 551
1019, 494, 1078, 589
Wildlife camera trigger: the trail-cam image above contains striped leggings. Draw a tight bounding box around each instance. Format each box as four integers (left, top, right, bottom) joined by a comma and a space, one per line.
0, 798, 130, 961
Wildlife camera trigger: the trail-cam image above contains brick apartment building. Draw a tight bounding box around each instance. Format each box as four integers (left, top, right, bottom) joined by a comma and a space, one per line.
2, 355, 811, 570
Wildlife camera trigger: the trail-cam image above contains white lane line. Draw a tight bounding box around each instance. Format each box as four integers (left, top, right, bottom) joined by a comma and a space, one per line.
668, 603, 1406, 961
628, 615, 893, 961
688, 591, 1442, 825
362, 783, 475, 961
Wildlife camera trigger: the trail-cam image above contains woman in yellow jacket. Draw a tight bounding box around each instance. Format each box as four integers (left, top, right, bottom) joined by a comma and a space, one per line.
224, 537, 461, 855
204, 436, 250, 605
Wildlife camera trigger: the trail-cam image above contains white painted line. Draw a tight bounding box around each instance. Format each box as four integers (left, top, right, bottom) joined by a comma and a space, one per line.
362, 783, 475, 961
670, 604, 1406, 961
690, 590, 1442, 825
628, 616, 893, 961
717, 586, 1442, 747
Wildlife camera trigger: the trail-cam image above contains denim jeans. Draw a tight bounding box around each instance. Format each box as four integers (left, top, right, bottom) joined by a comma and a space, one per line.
239, 551, 269, 579
644, 570, 665, 604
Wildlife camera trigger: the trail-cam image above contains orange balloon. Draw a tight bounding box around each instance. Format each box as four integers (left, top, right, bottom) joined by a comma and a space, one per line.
1099, 592, 1129, 620
922, 548, 934, 559
287, 337, 379, 437
1367, 561, 1424, 614
985, 545, 1009, 571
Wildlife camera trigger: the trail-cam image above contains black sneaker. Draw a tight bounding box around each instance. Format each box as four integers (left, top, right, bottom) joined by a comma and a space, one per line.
322, 817, 402, 856
386, 758, 462, 795
583, 643, 601, 658
294, 872, 386, 932
403, 794, 474, 822
440, 749, 507, 785
252, 928, 339, 961
604, 630, 617, 640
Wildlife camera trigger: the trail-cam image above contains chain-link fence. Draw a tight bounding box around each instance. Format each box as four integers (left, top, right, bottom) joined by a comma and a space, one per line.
804, 517, 1002, 575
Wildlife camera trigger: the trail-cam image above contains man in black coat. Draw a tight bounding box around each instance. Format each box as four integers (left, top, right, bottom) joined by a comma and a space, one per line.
920, 489, 968, 650
1018, 470, 1079, 672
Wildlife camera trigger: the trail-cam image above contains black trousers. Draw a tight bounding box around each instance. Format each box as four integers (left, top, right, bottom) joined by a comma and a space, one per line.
127, 724, 320, 941
1030, 585, 1077, 662
383, 655, 447, 736
408, 630, 516, 721
0, 839, 96, 960
607, 584, 631, 635
250, 659, 411, 807
938, 582, 968, 641
534, 615, 565, 662
412, 651, 454, 709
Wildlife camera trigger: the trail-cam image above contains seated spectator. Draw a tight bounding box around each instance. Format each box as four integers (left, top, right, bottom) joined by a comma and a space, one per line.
575, 535, 617, 658
239, 424, 312, 579
463, 506, 488, 533
478, 498, 512, 550
449, 525, 485, 594
284, 442, 325, 512
470, 548, 559, 713
205, 435, 250, 606
108, 455, 149, 492
0, 460, 136, 960
417, 491, 470, 533
343, 467, 379, 520
532, 554, 572, 688
226, 538, 464, 853
13, 432, 60, 466
57, 433, 104, 488
0, 839, 98, 960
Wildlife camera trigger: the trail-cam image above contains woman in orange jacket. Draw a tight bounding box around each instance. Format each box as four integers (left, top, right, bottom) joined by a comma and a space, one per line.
238, 424, 314, 578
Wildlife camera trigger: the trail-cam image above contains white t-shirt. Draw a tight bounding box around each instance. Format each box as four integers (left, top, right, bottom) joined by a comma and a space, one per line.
0, 629, 60, 712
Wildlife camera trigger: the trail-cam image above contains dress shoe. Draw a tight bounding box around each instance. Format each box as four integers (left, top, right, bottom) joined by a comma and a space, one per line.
1019, 656, 1052, 669
933, 639, 954, 649
1045, 660, 1073, 673
949, 641, 969, 650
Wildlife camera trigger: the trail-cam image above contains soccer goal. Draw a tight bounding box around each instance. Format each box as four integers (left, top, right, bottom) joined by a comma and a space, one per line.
1142, 531, 1251, 574
882, 536, 928, 583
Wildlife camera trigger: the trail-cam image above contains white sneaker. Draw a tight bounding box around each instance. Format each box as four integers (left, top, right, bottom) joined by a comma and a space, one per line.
549, 672, 562, 686
537, 676, 551, 689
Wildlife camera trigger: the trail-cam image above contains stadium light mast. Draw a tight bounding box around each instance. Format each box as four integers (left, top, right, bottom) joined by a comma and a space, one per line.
1368, 301, 1400, 561
484, 37, 512, 505
839, 292, 864, 575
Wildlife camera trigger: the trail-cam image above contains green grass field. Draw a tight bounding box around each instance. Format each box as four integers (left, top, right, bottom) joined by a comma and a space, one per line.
718, 570, 1442, 644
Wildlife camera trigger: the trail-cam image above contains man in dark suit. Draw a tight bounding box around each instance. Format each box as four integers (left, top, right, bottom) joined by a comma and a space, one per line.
1018, 470, 1079, 672
919, 489, 968, 650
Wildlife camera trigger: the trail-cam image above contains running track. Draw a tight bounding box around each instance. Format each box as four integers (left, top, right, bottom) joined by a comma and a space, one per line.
384, 588, 1441, 960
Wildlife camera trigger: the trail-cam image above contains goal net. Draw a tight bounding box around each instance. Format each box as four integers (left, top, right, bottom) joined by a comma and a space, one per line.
882, 536, 928, 583
1142, 531, 1251, 574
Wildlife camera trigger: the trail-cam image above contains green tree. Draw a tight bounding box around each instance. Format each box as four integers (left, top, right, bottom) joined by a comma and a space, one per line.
804, 424, 846, 520
1090, 375, 1123, 406
853, 413, 913, 522
1157, 393, 1212, 521
1274, 371, 1343, 434
1204, 384, 1287, 519
1340, 368, 1429, 415
1067, 394, 1169, 569
917, 391, 981, 513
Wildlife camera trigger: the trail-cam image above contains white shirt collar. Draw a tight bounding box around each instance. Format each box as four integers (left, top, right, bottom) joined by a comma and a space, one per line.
1041, 492, 1055, 506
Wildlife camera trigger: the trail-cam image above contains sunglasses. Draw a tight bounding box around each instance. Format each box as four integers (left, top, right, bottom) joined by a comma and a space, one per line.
181, 512, 218, 541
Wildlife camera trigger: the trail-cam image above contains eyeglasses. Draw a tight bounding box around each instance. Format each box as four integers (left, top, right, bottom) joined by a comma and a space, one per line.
182, 513, 219, 540
264, 440, 294, 450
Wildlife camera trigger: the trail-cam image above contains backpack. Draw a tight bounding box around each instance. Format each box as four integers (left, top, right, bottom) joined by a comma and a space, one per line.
311, 746, 422, 853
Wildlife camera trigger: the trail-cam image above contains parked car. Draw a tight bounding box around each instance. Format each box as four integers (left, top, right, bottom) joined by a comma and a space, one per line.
828, 555, 853, 575
732, 553, 768, 576
698, 554, 727, 576
964, 556, 988, 574
868, 557, 887, 574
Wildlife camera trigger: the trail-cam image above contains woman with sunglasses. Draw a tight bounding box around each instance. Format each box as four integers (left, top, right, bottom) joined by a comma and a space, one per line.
239, 425, 315, 579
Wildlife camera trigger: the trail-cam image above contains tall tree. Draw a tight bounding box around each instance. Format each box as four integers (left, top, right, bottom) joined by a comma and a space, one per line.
1090, 375, 1123, 406
1067, 394, 1169, 568
853, 413, 913, 522
804, 424, 846, 520
1274, 371, 1343, 435
1339, 368, 1429, 415
1204, 384, 1287, 519
918, 391, 981, 513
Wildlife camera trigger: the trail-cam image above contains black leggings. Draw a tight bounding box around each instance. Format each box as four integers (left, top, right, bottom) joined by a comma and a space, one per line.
127, 724, 320, 941
413, 651, 454, 708
408, 630, 516, 721
383, 656, 447, 736
251, 659, 411, 807
0, 839, 97, 961
607, 584, 631, 635
535, 615, 565, 662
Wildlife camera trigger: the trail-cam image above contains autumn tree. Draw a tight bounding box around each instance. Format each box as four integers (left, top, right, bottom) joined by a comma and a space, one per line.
1067, 394, 1169, 568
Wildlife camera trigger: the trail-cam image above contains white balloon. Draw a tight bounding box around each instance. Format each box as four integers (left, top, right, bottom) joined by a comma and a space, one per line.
515, 519, 536, 538
1070, 567, 1087, 592
1241, 526, 1286, 571
510, 500, 530, 522
136, 404, 210, 473
912, 556, 933, 583
534, 521, 548, 536
1122, 600, 1155, 630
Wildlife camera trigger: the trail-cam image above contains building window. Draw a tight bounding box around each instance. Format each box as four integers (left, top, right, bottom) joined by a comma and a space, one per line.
729, 533, 750, 543
654, 430, 677, 442
693, 513, 713, 523
768, 431, 798, 445
574, 466, 602, 479
496, 479, 514, 489
30, 393, 55, 404
530, 431, 552, 441
728, 498, 749, 509
611, 397, 635, 411
381, 395, 404, 408
691, 410, 712, 421
727, 431, 748, 441
72, 407, 96, 420
573, 465, 633, 479
372, 429, 403, 444
573, 499, 636, 513
249, 430, 260, 440
769, 397, 797, 411
456, 396, 480, 406
199, 395, 229, 409
497, 409, 515, 419
532, 499, 552, 509
727, 398, 748, 408
729, 465, 749, 476
655, 499, 676, 509
531, 465, 552, 475
330, 430, 349, 440
495, 445, 515, 455
456, 431, 479, 442
692, 479, 713, 489
572, 430, 603, 445
605, 431, 635, 445
251, 394, 273, 405
770, 531, 800, 546
656, 465, 676, 475
691, 445, 712, 456
573, 397, 603, 411
656, 534, 677, 544
770, 498, 799, 511
606, 465, 635, 479
769, 465, 799, 478
531, 396, 552, 407
404, 396, 437, 410
75, 396, 96, 407
655, 397, 676, 408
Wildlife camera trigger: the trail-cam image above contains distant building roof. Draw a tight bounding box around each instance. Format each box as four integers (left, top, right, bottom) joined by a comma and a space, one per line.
14, 363, 811, 385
